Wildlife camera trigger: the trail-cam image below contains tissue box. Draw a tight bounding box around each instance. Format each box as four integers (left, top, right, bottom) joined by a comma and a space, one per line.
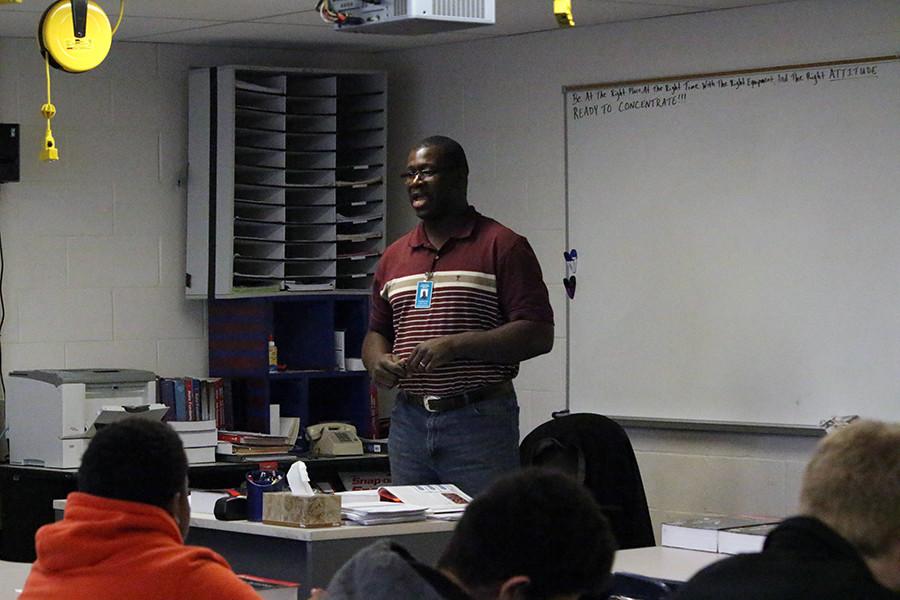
262, 492, 341, 528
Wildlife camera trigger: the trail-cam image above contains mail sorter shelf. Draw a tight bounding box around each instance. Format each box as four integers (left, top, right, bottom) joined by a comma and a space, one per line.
187, 66, 386, 298
208, 294, 373, 438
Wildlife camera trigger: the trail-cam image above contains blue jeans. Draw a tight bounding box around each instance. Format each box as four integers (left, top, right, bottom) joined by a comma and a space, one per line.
388, 387, 521, 497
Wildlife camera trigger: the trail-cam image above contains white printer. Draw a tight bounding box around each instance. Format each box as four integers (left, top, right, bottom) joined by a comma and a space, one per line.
7, 369, 163, 468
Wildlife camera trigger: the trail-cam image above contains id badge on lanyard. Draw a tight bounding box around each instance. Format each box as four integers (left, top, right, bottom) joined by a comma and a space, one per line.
415, 279, 434, 309
416, 253, 439, 309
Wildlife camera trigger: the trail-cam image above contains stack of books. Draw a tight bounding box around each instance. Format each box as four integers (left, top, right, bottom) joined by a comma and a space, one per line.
661, 515, 781, 554
717, 522, 781, 554
169, 419, 217, 464
216, 429, 296, 463
158, 377, 232, 429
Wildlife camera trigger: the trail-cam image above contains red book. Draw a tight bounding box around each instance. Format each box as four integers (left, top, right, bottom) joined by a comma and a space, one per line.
236, 574, 299, 591
217, 430, 288, 446
183, 377, 195, 421
213, 378, 225, 429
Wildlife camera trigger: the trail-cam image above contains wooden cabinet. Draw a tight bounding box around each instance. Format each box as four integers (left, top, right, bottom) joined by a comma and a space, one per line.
186, 66, 386, 298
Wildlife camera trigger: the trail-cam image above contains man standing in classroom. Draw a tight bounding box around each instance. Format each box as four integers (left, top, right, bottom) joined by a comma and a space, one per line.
363, 135, 554, 496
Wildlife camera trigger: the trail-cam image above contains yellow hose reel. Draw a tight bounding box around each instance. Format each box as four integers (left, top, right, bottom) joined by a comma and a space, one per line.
38, 0, 113, 73
35, 0, 121, 161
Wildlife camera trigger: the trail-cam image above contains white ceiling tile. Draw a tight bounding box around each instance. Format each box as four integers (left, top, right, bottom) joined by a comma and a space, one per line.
251, 9, 334, 26
125, 20, 415, 50
108, 1, 312, 21
0, 0, 803, 50
113, 16, 226, 40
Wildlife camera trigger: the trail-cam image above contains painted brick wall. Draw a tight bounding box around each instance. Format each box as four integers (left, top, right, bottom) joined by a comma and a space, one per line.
371, 0, 898, 530
0, 38, 377, 435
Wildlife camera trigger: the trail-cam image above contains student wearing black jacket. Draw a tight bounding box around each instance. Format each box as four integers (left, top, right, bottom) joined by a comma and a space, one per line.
675, 420, 900, 600
314, 469, 616, 600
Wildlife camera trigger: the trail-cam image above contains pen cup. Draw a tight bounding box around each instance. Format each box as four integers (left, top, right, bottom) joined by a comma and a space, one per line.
246, 469, 286, 522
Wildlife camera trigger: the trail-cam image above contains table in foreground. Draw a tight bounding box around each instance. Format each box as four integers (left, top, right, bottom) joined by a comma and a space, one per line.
53, 499, 456, 596
53, 496, 725, 596
0, 560, 31, 600
188, 512, 457, 594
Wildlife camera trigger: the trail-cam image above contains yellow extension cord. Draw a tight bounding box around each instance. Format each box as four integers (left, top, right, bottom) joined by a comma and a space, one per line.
39, 0, 125, 162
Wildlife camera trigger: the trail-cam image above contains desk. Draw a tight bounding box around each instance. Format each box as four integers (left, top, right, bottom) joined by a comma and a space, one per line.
0, 455, 388, 562
0, 560, 30, 600
612, 546, 728, 583
5, 546, 722, 599
53, 500, 456, 596
187, 513, 456, 593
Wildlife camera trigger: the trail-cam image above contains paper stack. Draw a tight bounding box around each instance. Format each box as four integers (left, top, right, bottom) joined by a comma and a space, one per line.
341, 502, 428, 525
337, 489, 426, 525
378, 483, 472, 520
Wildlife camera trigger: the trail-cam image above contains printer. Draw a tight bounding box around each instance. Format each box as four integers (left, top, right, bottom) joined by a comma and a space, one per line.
7, 369, 163, 468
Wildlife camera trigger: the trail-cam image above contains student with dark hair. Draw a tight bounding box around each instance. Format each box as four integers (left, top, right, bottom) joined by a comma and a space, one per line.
674, 420, 900, 599
20, 417, 261, 600
318, 468, 617, 600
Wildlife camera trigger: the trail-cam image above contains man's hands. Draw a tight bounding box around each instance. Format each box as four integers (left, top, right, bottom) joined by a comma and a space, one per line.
363, 331, 459, 389
368, 336, 458, 388
369, 353, 407, 388
363, 321, 553, 389
405, 335, 459, 374
364, 331, 404, 389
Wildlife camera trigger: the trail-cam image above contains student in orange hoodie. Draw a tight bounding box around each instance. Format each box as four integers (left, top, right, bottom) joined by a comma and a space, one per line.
20, 417, 262, 600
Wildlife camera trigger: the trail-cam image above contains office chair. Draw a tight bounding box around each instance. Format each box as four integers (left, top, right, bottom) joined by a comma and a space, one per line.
520, 413, 655, 549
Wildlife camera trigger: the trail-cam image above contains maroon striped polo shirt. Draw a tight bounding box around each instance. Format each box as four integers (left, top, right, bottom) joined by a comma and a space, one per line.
369, 207, 553, 397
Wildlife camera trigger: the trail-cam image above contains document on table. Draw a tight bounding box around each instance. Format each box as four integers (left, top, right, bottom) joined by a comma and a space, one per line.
378, 484, 471, 516
341, 502, 428, 525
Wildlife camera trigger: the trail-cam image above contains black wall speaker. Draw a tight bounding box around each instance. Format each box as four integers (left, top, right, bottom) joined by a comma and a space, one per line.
0, 124, 20, 183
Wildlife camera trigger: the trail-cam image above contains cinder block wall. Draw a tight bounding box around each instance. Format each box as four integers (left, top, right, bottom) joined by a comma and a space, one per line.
0, 39, 376, 435
372, 0, 898, 535
1, 0, 896, 533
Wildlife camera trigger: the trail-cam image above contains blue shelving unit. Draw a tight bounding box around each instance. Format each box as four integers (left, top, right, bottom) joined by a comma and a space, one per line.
209, 294, 373, 436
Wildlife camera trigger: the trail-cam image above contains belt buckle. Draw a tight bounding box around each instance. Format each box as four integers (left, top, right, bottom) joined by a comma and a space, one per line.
423, 395, 441, 413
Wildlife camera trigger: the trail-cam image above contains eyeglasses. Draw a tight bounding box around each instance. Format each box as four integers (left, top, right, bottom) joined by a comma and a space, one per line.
399, 167, 441, 182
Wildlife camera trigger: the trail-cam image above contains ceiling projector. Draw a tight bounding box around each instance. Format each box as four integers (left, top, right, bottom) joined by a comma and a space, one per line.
334, 0, 495, 35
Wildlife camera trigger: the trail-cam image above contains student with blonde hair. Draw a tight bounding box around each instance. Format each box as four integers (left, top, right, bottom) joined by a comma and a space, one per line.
675, 420, 900, 599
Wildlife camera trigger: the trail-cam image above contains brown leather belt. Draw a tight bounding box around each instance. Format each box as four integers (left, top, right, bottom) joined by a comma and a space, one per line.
401, 381, 514, 413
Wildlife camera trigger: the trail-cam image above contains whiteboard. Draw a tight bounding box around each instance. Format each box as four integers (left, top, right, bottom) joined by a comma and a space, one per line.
565, 57, 900, 427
